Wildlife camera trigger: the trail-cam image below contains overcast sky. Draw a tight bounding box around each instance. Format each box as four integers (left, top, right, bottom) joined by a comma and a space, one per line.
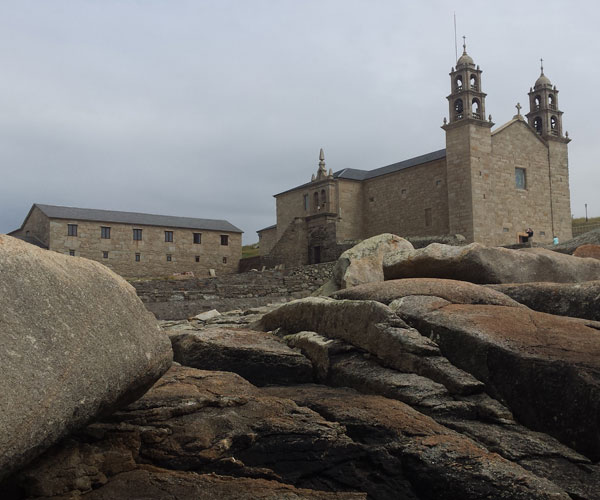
1, 1, 598, 244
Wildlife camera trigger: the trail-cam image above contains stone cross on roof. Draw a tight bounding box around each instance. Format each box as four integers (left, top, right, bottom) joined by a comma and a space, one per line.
516, 102, 522, 115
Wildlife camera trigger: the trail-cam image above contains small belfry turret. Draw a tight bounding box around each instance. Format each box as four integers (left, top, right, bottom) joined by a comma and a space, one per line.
312, 148, 331, 181
526, 59, 569, 142
444, 37, 491, 127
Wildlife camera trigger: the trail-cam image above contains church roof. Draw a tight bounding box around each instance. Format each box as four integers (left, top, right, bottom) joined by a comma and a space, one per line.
274, 149, 446, 197
334, 149, 447, 181
31, 204, 243, 233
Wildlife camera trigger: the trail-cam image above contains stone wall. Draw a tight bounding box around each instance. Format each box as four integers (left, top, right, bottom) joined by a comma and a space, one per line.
362, 158, 449, 238
47, 218, 241, 278
12, 205, 50, 247
131, 262, 335, 319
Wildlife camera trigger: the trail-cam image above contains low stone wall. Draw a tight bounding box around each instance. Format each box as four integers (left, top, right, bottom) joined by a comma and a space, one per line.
131, 262, 335, 320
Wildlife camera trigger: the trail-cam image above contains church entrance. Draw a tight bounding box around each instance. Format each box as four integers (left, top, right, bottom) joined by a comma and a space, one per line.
312, 246, 321, 264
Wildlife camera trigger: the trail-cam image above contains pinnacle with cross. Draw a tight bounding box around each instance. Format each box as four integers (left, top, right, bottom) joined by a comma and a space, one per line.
462, 35, 467, 54
516, 102, 522, 115
540, 57, 544, 74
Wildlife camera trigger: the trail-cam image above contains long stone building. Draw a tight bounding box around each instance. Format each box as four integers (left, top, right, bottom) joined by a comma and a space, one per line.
258, 44, 572, 267
9, 204, 242, 278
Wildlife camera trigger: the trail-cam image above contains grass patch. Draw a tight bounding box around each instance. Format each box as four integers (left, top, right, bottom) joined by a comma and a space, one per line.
242, 244, 260, 259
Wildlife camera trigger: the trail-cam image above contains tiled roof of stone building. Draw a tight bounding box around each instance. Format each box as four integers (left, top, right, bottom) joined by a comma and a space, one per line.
333, 148, 447, 181
34, 204, 243, 233
274, 148, 446, 196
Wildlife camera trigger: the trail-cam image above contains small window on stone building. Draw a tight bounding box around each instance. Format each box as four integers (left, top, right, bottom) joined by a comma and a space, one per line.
103, 251, 108, 259
534, 95, 541, 110
195, 256, 200, 262
540, 231, 546, 236
69, 249, 75, 256
223, 257, 227, 264
401, 189, 407, 199
503, 228, 509, 232
533, 117, 542, 134
369, 196, 375, 202
435, 180, 442, 187
314, 192, 319, 209
455, 76, 463, 91
303, 194, 309, 211
165, 231, 173, 242
193, 232, 202, 244
515, 168, 527, 190
320, 189, 326, 207
101, 226, 111, 239
424, 208, 432, 227
470, 74, 478, 90
68, 224, 78, 237
133, 229, 143, 241
135, 253, 141, 262
166, 254, 172, 262
221, 235, 229, 246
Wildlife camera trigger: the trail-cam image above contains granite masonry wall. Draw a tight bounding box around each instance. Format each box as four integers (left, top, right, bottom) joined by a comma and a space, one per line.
131, 262, 335, 319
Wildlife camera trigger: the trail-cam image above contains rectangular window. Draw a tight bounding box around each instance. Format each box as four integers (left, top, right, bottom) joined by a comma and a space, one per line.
195, 256, 200, 262
166, 254, 172, 262
424, 208, 432, 227
303, 194, 309, 211
515, 168, 527, 190
102, 251, 108, 259
222, 257, 227, 264
193, 232, 202, 244
67, 224, 78, 236
135, 253, 141, 262
220, 235, 229, 246
133, 229, 143, 241
101, 226, 111, 239
69, 249, 75, 256
165, 231, 173, 242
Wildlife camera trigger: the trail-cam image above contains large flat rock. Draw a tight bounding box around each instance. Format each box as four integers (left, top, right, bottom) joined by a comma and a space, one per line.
488, 281, 600, 320
398, 300, 600, 461
333, 278, 521, 307
383, 242, 600, 284
169, 327, 313, 386
0, 235, 172, 480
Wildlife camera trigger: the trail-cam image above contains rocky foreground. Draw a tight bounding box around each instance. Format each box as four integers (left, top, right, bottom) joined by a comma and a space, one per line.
2, 234, 600, 499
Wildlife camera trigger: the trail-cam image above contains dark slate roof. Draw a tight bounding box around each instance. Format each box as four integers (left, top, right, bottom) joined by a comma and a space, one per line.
257, 224, 277, 233
333, 149, 446, 181
274, 149, 446, 196
8, 234, 48, 249
34, 204, 243, 233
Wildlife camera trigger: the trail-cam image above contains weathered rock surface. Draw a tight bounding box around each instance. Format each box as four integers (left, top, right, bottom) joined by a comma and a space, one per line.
78, 469, 368, 500
0, 235, 173, 481
383, 242, 600, 283
264, 385, 571, 500
399, 301, 600, 461
488, 281, 600, 320
3, 366, 406, 499
259, 297, 483, 396
333, 278, 522, 307
169, 327, 313, 386
574, 243, 600, 260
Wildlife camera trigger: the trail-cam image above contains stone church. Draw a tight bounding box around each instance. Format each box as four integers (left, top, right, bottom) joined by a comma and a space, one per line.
258, 43, 572, 267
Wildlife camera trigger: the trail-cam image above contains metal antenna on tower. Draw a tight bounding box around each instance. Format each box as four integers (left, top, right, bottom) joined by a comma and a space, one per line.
454, 13, 458, 62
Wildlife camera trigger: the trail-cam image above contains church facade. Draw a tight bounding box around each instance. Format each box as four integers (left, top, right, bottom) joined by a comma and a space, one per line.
258, 44, 572, 267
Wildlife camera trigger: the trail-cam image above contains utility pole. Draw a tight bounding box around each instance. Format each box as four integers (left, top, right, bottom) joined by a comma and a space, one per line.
585, 203, 588, 222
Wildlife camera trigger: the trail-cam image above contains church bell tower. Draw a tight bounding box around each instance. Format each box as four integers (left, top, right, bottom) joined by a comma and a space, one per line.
526, 60, 568, 142
442, 39, 493, 243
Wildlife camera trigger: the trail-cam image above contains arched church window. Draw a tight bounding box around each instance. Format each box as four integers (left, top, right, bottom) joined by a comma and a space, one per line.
534, 95, 541, 110
548, 94, 555, 110
455, 76, 463, 91
534, 117, 542, 134
320, 189, 327, 208
471, 98, 480, 119
470, 74, 478, 90
314, 192, 319, 210
550, 116, 558, 135
454, 99, 463, 119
